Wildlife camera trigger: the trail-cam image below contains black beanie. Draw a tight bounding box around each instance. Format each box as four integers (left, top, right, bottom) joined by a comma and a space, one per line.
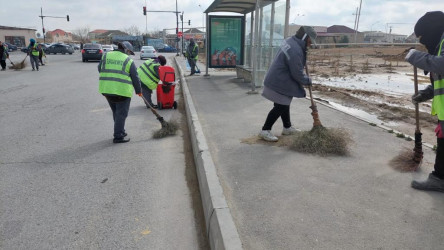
157, 55, 167, 66
414, 11, 444, 54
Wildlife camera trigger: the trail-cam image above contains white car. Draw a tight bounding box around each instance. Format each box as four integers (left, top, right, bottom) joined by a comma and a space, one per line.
102, 45, 114, 53
140, 46, 157, 60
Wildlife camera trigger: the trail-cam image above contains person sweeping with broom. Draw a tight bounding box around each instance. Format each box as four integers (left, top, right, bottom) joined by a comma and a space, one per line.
137, 55, 167, 109
98, 41, 142, 143
405, 11, 444, 192
259, 26, 316, 142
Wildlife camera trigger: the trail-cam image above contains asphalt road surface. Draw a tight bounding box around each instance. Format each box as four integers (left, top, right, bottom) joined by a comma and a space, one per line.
0, 51, 208, 249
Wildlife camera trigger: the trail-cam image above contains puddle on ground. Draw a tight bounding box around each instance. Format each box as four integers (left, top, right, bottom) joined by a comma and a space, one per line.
315, 72, 428, 95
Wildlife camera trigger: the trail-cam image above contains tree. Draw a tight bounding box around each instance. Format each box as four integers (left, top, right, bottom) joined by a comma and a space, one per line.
72, 26, 91, 44
123, 25, 141, 36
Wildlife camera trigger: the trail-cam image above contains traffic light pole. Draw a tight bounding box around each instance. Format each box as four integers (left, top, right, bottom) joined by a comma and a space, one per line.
39, 7, 70, 44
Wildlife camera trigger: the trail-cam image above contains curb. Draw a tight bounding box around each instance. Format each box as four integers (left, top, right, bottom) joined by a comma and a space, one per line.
174, 57, 243, 250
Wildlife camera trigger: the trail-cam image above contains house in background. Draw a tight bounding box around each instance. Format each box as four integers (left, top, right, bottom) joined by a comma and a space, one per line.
0, 25, 36, 47
47, 29, 73, 43
287, 24, 363, 44
363, 31, 407, 43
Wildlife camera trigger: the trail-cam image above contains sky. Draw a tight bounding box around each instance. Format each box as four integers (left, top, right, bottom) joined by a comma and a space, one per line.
1, 0, 442, 36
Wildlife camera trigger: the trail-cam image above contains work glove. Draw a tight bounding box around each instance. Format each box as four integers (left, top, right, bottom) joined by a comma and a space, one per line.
302, 77, 312, 86
405, 49, 417, 61
411, 93, 427, 104
136, 93, 143, 97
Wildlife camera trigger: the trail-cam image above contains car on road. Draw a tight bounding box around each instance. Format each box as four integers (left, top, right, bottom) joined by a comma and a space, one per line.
46, 44, 74, 54
140, 46, 157, 60
81, 43, 103, 62
102, 45, 114, 53
158, 44, 177, 53
4, 42, 18, 52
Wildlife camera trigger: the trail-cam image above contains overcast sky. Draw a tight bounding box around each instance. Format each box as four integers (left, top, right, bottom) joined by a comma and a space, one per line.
1, 0, 442, 36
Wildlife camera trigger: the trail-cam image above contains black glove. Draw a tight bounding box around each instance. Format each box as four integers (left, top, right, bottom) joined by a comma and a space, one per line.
411, 93, 426, 104
302, 77, 312, 86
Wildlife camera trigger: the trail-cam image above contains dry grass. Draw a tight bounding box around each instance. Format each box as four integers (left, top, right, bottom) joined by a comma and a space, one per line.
152, 120, 179, 139
290, 126, 351, 156
389, 149, 421, 172
9, 60, 27, 70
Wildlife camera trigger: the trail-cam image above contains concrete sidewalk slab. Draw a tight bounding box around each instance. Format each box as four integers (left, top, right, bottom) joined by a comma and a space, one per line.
176, 57, 444, 250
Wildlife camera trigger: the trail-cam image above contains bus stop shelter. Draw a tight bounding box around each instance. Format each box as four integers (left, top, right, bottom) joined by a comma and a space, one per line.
204, 0, 291, 90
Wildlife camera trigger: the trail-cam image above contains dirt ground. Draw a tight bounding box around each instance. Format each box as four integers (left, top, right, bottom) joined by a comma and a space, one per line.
307, 45, 437, 146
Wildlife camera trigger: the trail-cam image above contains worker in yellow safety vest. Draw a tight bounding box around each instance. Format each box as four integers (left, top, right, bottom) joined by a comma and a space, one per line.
27, 38, 40, 71
137, 55, 167, 109
98, 41, 142, 143
406, 11, 444, 192
184, 38, 199, 76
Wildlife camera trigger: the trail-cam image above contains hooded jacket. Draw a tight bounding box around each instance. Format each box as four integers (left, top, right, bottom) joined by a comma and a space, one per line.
263, 36, 310, 98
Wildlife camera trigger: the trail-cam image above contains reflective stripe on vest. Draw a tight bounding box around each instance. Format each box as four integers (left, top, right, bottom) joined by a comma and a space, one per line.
137, 59, 160, 90
431, 37, 444, 120
31, 44, 39, 56
99, 52, 134, 97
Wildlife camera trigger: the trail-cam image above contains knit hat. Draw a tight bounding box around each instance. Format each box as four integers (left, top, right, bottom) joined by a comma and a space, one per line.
414, 11, 444, 54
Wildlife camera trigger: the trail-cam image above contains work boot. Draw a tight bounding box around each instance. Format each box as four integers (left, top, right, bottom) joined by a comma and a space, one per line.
259, 130, 278, 142
282, 126, 300, 135
411, 173, 444, 192
113, 137, 130, 143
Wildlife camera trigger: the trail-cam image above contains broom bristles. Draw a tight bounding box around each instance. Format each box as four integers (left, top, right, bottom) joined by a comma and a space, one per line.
152, 120, 179, 139
290, 126, 351, 155
389, 149, 421, 172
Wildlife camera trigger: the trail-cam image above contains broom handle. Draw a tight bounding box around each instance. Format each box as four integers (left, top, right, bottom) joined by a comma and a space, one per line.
140, 95, 163, 119
305, 66, 316, 108
7, 57, 14, 65
413, 66, 420, 132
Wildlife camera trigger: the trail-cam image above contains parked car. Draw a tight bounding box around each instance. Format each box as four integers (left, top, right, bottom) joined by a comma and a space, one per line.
140, 46, 157, 60
4, 42, 17, 52
111, 44, 118, 50
102, 45, 114, 53
46, 44, 74, 54
81, 43, 103, 62
158, 45, 177, 52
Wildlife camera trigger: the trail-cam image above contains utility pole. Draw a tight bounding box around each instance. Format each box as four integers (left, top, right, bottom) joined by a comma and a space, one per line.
176, 0, 179, 56
39, 7, 70, 44
354, 0, 363, 44
180, 12, 184, 54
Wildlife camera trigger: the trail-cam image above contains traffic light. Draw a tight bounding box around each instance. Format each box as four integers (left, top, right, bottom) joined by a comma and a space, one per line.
143, 6, 146, 15
67, 15, 69, 22
188, 20, 191, 26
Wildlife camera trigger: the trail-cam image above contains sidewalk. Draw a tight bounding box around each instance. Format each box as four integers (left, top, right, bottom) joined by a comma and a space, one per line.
174, 56, 444, 250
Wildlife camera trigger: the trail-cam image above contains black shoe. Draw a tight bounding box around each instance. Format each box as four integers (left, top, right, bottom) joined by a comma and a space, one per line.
189, 73, 195, 76
113, 137, 130, 143
146, 104, 158, 109
411, 173, 444, 192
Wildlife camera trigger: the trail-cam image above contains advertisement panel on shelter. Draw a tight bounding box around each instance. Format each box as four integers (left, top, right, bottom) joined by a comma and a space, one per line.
208, 16, 244, 68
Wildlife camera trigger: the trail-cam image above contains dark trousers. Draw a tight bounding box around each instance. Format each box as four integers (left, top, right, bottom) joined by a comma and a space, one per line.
141, 84, 155, 107
433, 138, 444, 179
262, 103, 292, 131
105, 96, 131, 139
39, 53, 44, 65
0, 60, 5, 70
188, 58, 196, 74
30, 55, 39, 70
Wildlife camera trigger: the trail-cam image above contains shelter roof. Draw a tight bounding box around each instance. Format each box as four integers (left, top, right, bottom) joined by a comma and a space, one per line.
204, 0, 279, 14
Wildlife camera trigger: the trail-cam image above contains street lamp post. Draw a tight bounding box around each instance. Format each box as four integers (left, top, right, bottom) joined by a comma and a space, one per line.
39, 7, 70, 44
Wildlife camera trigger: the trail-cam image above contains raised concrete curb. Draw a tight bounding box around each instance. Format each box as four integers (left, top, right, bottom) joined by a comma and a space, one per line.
174, 57, 243, 250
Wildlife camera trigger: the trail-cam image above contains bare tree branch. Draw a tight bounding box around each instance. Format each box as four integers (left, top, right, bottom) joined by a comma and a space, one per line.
72, 26, 91, 43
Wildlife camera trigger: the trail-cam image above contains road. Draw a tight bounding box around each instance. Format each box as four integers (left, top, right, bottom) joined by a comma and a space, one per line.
0, 51, 208, 249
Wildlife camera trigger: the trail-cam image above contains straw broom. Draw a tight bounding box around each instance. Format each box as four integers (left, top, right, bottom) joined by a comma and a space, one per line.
290, 66, 351, 155
9, 55, 28, 70
140, 95, 179, 139
389, 66, 422, 172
